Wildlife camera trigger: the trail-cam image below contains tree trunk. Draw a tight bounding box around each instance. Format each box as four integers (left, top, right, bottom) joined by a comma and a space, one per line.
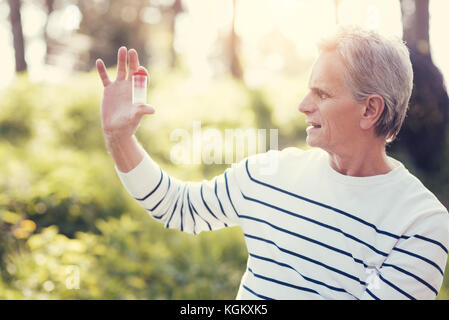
392, 0, 449, 171
43, 0, 55, 65
334, 0, 341, 24
228, 0, 242, 79
401, 0, 429, 52
168, 0, 183, 69
8, 0, 27, 72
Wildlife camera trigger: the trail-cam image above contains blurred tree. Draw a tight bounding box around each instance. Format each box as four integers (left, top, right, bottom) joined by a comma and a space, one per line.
77, 0, 150, 68
7, 0, 27, 72
333, 0, 341, 24
165, 0, 183, 69
391, 0, 449, 171
227, 0, 242, 79
42, 0, 55, 65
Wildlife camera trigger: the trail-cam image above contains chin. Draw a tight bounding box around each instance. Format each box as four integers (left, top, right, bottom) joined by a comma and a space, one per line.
306, 137, 328, 151
306, 137, 319, 148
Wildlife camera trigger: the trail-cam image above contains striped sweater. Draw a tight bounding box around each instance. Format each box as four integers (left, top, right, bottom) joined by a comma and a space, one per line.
116, 146, 449, 300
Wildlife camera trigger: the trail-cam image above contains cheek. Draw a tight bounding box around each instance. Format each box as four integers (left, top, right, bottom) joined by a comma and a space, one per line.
321, 103, 358, 138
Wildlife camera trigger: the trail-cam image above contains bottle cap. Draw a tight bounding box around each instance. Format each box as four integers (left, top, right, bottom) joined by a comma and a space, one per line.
133, 70, 148, 77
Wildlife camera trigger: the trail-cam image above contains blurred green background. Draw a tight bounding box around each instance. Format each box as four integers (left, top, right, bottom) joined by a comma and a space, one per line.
1, 0, 449, 299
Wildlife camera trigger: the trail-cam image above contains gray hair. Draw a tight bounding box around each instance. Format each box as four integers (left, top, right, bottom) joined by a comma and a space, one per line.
317, 25, 414, 143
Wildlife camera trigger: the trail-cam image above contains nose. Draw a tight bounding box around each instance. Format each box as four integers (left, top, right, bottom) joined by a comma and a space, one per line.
298, 92, 316, 114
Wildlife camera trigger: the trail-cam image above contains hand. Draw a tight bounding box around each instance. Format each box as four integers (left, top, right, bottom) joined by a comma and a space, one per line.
96, 47, 155, 142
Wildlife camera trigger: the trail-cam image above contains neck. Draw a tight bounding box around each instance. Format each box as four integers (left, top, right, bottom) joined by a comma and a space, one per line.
326, 139, 396, 177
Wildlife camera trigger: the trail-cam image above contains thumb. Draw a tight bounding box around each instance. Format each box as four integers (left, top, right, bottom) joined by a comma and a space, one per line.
135, 104, 155, 118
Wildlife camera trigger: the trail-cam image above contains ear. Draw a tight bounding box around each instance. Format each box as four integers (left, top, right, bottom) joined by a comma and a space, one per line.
360, 95, 385, 130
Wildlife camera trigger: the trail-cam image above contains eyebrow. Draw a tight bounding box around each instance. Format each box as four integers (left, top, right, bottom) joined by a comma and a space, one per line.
310, 86, 332, 96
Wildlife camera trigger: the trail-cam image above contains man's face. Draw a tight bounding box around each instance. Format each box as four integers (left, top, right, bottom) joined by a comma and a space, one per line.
298, 50, 363, 153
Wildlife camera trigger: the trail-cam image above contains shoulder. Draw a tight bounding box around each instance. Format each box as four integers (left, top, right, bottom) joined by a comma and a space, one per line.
400, 206, 449, 271
395, 169, 448, 218
392, 168, 449, 247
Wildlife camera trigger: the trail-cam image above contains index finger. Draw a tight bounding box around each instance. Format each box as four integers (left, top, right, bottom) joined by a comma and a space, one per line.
96, 59, 111, 87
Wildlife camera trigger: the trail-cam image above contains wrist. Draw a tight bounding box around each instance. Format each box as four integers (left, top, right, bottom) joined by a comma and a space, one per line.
103, 130, 132, 144
104, 133, 134, 152
104, 134, 144, 173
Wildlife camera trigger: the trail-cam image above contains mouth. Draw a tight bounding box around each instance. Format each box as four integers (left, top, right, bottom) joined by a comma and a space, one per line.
306, 125, 321, 133
306, 121, 322, 129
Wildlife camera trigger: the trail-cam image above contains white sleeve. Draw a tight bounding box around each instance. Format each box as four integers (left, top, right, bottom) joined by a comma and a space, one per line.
115, 150, 248, 235
360, 211, 449, 300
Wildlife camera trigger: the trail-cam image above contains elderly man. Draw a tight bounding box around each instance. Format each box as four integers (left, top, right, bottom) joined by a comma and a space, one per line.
96, 26, 449, 300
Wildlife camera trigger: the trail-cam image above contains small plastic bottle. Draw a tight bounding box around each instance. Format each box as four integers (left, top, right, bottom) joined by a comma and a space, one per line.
132, 70, 148, 105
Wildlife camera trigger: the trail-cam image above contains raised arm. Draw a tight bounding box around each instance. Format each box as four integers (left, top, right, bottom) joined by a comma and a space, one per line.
96, 48, 245, 234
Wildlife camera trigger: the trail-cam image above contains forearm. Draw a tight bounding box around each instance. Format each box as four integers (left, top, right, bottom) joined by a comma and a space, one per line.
104, 134, 144, 173
113, 138, 244, 234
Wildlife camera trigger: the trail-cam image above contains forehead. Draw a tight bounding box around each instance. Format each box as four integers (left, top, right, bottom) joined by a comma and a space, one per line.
308, 51, 348, 92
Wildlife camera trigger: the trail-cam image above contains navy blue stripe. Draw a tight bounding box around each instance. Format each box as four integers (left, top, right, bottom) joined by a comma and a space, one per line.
392, 247, 444, 276
214, 179, 228, 219
365, 288, 380, 300
244, 233, 366, 286
200, 184, 227, 228
135, 168, 163, 201
241, 192, 388, 257
240, 214, 368, 268
249, 253, 356, 298
224, 170, 240, 218
247, 267, 322, 297
165, 187, 182, 229
147, 176, 171, 212
179, 185, 187, 232
152, 213, 164, 220
378, 273, 415, 300
186, 188, 197, 235
382, 263, 438, 295
152, 185, 180, 220
413, 234, 448, 254
242, 285, 274, 300
188, 189, 212, 231
245, 159, 448, 255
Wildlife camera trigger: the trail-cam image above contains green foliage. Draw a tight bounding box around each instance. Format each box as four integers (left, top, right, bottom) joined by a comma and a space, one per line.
0, 74, 35, 144
0, 70, 269, 299
0, 216, 246, 299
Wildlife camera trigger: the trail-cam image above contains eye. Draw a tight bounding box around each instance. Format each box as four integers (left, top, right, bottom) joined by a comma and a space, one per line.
316, 90, 329, 99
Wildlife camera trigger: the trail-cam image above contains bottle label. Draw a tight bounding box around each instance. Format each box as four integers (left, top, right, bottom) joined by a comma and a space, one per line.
133, 75, 147, 88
